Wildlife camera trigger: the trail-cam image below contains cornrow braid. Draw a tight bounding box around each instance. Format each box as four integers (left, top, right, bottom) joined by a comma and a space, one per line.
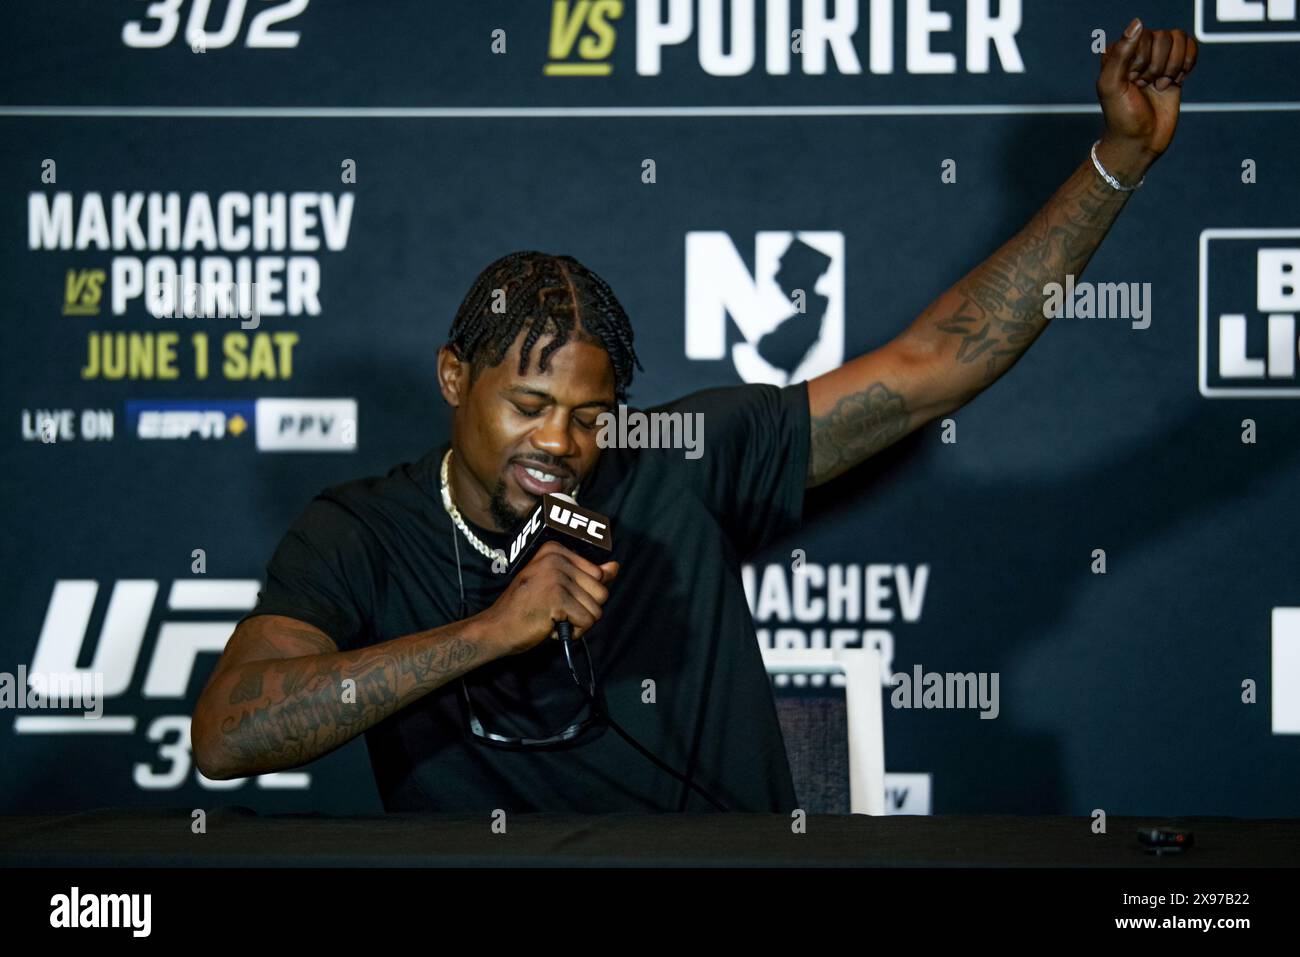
445, 250, 644, 402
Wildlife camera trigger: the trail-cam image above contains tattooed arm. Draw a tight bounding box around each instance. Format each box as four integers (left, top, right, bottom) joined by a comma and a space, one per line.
191, 614, 489, 780
191, 540, 619, 779
806, 19, 1198, 488
805, 142, 1143, 486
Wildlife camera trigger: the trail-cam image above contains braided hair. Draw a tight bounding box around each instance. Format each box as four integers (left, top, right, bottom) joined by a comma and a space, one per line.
445, 251, 643, 402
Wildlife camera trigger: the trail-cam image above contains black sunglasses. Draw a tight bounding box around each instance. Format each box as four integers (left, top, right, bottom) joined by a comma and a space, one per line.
456, 597, 605, 749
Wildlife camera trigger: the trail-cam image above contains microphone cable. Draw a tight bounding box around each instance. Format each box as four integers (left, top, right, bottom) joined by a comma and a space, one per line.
556, 619, 731, 812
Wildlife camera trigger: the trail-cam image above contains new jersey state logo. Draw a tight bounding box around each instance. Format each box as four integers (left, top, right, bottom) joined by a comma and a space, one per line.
685, 231, 844, 386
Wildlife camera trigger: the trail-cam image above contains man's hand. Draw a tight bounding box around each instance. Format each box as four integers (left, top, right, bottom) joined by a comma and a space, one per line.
1096, 19, 1199, 180
479, 540, 620, 655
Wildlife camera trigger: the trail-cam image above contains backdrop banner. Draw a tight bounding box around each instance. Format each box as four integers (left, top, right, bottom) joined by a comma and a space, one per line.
1, 1, 1297, 816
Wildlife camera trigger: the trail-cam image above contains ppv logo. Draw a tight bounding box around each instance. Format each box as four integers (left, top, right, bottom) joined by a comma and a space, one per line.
19, 579, 308, 790
1198, 229, 1300, 397
63, 268, 105, 316
255, 398, 357, 451
1195, 0, 1300, 41
545, 0, 622, 75
685, 231, 844, 386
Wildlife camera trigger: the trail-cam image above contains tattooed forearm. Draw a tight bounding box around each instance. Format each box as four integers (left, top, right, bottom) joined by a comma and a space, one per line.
808, 382, 909, 485
198, 628, 480, 778
804, 146, 1146, 486
930, 154, 1133, 385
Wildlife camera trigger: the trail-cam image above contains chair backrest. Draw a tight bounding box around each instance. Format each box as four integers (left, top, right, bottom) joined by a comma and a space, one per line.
762, 648, 886, 815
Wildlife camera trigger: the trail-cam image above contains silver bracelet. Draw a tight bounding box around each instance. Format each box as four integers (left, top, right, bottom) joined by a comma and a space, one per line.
1090, 139, 1145, 192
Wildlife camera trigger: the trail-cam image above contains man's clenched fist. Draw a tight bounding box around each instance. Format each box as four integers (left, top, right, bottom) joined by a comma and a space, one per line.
1097, 18, 1200, 170
477, 540, 620, 657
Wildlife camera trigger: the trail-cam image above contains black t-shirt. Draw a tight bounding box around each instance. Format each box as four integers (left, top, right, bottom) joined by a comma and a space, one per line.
240, 381, 810, 812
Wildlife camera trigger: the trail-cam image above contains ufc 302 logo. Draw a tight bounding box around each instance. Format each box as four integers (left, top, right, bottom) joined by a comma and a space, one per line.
19, 579, 309, 791
123, 0, 310, 50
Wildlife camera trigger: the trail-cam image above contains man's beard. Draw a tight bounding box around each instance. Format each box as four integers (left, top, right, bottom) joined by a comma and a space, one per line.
488, 477, 523, 532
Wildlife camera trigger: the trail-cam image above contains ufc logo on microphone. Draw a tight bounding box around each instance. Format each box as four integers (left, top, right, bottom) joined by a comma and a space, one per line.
548, 503, 607, 541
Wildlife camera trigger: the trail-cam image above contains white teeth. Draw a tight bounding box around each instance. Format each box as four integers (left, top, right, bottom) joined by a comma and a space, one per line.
524, 467, 558, 483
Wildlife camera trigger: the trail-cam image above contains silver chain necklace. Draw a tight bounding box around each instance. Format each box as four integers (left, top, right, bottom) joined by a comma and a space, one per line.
439, 448, 578, 565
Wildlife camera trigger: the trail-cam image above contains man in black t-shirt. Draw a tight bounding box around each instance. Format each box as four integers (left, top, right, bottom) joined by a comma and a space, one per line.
213, 362, 809, 812
191, 25, 1196, 811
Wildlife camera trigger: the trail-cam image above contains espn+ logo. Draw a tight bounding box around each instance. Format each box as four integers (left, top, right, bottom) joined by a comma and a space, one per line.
1199, 230, 1300, 397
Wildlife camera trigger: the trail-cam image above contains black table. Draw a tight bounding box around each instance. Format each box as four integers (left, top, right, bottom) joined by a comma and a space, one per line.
2, 808, 1296, 867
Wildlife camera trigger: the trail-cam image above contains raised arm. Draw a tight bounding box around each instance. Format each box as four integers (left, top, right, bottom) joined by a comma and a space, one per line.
806, 19, 1198, 487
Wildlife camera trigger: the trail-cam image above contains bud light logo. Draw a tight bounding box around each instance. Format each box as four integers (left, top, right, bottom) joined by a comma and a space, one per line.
1198, 229, 1300, 397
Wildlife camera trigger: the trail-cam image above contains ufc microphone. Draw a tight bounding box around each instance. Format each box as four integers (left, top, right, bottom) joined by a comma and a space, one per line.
505, 492, 613, 642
